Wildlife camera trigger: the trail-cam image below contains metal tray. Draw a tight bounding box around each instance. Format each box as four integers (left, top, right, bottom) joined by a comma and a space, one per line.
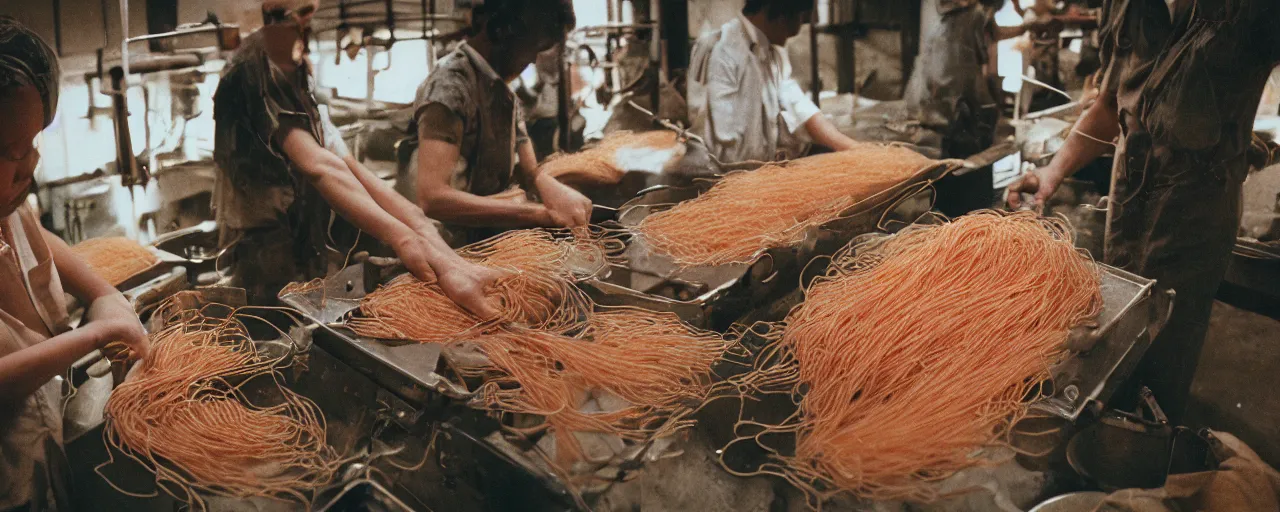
276, 257, 699, 507
583, 158, 961, 329
278, 263, 467, 406
1038, 264, 1174, 420
278, 231, 614, 406
728, 256, 1172, 423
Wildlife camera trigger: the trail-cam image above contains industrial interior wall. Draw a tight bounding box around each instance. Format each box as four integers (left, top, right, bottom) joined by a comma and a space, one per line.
687, 0, 906, 100
2, 0, 147, 57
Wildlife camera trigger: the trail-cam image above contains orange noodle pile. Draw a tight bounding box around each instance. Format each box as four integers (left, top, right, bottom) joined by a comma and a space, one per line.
727, 211, 1102, 503
635, 145, 940, 267
102, 311, 338, 508
453, 308, 731, 465
346, 229, 608, 343
71, 236, 159, 286
539, 130, 683, 187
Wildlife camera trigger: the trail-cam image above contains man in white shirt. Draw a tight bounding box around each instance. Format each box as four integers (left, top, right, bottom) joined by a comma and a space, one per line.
688, 0, 858, 164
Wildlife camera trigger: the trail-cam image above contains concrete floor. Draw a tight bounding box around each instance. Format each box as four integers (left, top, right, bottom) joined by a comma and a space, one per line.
1186, 301, 1280, 467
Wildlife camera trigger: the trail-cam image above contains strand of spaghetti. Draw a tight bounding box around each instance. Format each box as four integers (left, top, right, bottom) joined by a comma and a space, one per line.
454, 308, 731, 469
724, 210, 1101, 504
635, 145, 939, 267
346, 229, 600, 344
102, 312, 340, 510
539, 130, 683, 187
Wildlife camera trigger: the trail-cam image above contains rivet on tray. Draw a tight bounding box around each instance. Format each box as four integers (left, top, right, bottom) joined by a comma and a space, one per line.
1063, 385, 1080, 402
345, 280, 355, 292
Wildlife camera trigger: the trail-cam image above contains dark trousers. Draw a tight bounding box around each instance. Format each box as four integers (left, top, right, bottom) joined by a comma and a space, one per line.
1106, 156, 1244, 425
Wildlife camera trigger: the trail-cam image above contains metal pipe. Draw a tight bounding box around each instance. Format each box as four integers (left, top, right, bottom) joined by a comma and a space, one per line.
649, 0, 661, 114
557, 39, 573, 152
108, 66, 146, 188
809, 7, 820, 105
52, 0, 63, 55
125, 23, 225, 44
384, 0, 395, 43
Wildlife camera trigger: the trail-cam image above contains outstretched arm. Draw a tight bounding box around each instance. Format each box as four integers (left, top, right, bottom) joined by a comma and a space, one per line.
803, 114, 860, 152
518, 140, 592, 228
0, 229, 148, 407
1006, 89, 1120, 208
415, 138, 556, 227
282, 128, 502, 317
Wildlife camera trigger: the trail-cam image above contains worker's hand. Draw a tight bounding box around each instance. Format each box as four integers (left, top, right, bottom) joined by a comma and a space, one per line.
87, 294, 150, 361
395, 235, 448, 284
1005, 165, 1065, 210
393, 236, 508, 319
436, 260, 508, 321
536, 174, 593, 228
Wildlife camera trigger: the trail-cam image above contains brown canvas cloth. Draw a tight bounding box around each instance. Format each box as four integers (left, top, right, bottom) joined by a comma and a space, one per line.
1093, 432, 1280, 512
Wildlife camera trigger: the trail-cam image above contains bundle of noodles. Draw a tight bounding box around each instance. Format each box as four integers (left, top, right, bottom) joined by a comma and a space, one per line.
71, 236, 159, 286
456, 308, 730, 465
103, 316, 338, 508
539, 130, 683, 187
635, 145, 939, 267
346, 230, 604, 343
734, 211, 1101, 502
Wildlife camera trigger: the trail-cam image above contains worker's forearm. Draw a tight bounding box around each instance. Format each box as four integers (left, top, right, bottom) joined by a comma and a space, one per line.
345, 156, 436, 234
420, 189, 550, 228
517, 141, 541, 184
804, 115, 858, 152
308, 164, 425, 250
1044, 96, 1121, 180
994, 25, 1027, 41
0, 323, 107, 408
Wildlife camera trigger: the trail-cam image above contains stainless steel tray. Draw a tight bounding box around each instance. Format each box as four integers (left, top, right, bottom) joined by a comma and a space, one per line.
728, 257, 1172, 423
1038, 264, 1174, 420
584, 159, 961, 329
278, 263, 467, 405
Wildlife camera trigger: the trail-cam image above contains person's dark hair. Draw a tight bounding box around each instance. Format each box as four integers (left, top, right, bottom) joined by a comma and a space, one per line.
743, 0, 816, 20
0, 16, 60, 127
474, 0, 576, 42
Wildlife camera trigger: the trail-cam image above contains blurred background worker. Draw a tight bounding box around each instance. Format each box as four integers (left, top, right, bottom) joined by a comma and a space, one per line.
903, 0, 1031, 160
412, 0, 592, 245
212, 0, 501, 314
0, 18, 149, 510
516, 47, 585, 161
1007, 0, 1280, 424
687, 0, 860, 164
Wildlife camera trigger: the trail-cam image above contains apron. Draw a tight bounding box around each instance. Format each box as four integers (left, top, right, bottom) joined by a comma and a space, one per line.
0, 204, 72, 511
903, 3, 999, 159
1099, 0, 1273, 422
457, 74, 521, 245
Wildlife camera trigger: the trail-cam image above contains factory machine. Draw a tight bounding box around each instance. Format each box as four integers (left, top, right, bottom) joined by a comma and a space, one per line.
45, 1, 1190, 510
53, 83, 1174, 510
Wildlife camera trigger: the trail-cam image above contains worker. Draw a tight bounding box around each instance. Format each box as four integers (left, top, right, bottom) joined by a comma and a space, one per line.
687, 0, 860, 164
516, 47, 582, 161
1006, 0, 1280, 424
413, 0, 592, 244
904, 0, 1030, 159
0, 18, 150, 510
212, 0, 502, 316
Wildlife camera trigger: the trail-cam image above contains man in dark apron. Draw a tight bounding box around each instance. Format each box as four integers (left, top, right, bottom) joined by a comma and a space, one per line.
1007, 0, 1280, 423
904, 0, 1032, 216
